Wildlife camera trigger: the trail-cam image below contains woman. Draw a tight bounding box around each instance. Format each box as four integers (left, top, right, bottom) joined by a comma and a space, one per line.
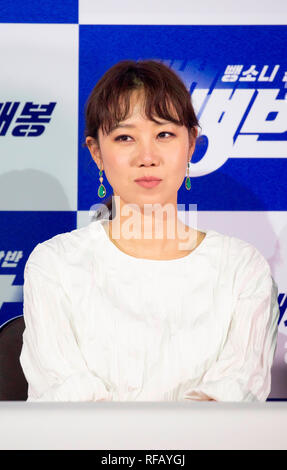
20, 60, 280, 402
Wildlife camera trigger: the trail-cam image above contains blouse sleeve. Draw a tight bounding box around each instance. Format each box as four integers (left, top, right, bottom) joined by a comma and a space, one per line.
19, 241, 113, 402
183, 244, 280, 402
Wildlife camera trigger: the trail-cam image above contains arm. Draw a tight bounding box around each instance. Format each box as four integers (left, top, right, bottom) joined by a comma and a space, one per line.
20, 242, 112, 402
183, 245, 280, 402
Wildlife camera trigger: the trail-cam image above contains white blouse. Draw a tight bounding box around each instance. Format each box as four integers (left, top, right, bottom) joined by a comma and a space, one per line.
20, 218, 280, 402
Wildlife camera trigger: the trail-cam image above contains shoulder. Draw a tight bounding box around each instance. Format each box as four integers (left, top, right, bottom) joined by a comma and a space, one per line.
209, 228, 270, 270
228, 232, 270, 275
25, 221, 101, 274
208, 229, 272, 297
228, 233, 271, 298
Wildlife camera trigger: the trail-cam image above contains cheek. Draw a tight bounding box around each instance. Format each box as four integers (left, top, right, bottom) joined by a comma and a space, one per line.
168, 154, 188, 176
102, 157, 130, 193
101, 151, 124, 176
104, 164, 125, 189
163, 165, 187, 194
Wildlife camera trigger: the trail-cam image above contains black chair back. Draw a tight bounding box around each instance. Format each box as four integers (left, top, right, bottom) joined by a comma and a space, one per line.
0, 316, 28, 400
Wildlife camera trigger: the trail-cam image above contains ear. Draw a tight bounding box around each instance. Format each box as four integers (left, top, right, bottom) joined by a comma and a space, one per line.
85, 136, 103, 170
188, 127, 198, 156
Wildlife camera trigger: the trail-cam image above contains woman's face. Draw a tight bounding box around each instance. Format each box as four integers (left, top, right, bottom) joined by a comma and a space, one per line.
86, 89, 197, 212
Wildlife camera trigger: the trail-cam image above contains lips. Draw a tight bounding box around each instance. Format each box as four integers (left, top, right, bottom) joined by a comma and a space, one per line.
134, 177, 162, 182
134, 178, 162, 189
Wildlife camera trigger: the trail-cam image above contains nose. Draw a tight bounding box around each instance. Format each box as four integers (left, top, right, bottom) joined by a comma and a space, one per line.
135, 138, 161, 167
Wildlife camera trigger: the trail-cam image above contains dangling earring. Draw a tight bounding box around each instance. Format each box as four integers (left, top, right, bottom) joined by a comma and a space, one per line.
185, 161, 191, 190
98, 167, 107, 198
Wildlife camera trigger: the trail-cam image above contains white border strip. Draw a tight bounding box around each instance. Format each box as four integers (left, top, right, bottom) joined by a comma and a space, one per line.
79, 0, 287, 25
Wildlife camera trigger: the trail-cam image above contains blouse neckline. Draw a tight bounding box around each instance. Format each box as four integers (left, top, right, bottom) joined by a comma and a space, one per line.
95, 218, 212, 264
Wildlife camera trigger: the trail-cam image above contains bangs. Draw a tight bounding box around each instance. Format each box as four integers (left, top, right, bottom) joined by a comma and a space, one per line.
100, 86, 186, 137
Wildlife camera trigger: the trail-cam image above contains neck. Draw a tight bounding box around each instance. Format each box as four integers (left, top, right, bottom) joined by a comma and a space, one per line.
104, 216, 200, 260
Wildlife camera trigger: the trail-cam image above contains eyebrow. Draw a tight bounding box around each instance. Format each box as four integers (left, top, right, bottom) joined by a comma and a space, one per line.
109, 120, 179, 133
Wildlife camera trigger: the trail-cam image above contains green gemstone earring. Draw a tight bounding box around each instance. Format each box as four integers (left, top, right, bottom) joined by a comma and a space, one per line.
185, 161, 191, 190
98, 168, 107, 198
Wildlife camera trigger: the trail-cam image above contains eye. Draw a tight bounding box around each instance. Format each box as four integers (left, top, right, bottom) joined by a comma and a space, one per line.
158, 132, 175, 138
114, 134, 132, 142
114, 132, 175, 142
